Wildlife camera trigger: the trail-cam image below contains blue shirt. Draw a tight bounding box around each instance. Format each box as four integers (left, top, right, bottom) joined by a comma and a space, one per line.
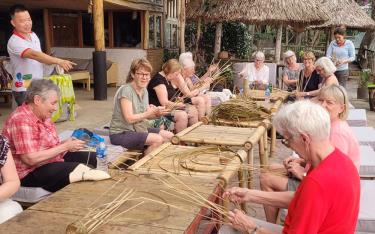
326, 40, 355, 71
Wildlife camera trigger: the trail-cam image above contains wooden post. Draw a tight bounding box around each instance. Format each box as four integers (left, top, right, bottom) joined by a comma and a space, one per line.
92, 0, 107, 100
93, 0, 105, 52
179, 0, 186, 52
214, 22, 222, 58
275, 25, 283, 64
43, 9, 51, 54
143, 10, 150, 49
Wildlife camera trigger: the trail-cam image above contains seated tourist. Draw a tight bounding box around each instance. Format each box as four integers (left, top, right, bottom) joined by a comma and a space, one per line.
2, 79, 109, 193
260, 85, 360, 223
294, 51, 321, 99
179, 52, 212, 119
239, 51, 270, 90
219, 100, 360, 233
282, 50, 302, 92
147, 59, 198, 133
109, 59, 173, 155
315, 56, 339, 88
0, 135, 22, 223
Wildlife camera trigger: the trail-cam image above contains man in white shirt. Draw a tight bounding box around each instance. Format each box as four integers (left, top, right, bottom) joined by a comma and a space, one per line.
7, 4, 75, 106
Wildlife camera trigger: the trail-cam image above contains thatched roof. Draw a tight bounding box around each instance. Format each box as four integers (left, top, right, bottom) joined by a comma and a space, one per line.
312, 0, 375, 30
187, 0, 328, 27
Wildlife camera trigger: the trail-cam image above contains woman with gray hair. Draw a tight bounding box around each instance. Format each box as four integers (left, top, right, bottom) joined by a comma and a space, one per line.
315, 57, 339, 88
239, 51, 270, 90
219, 100, 360, 234
282, 50, 302, 91
2, 79, 109, 193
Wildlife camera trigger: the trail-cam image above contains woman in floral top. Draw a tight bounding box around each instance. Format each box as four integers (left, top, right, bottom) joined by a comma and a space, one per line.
0, 135, 22, 223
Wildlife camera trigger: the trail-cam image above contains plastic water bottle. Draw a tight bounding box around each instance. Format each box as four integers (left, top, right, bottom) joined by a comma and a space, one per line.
268, 83, 273, 93
96, 141, 108, 172
265, 86, 271, 103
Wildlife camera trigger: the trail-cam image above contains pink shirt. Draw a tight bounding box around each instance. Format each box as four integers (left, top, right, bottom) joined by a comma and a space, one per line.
330, 120, 360, 171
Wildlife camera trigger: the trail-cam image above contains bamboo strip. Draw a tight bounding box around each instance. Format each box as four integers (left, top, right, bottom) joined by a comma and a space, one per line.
129, 142, 172, 170
171, 122, 203, 144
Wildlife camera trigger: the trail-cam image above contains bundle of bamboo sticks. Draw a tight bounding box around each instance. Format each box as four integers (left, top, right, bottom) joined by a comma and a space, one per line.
210, 98, 270, 124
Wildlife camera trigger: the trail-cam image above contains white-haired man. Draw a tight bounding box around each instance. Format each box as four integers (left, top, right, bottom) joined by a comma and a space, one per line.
219, 100, 360, 234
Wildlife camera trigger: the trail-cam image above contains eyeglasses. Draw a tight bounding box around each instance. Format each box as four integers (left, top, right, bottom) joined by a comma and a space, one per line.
135, 72, 150, 78
281, 138, 290, 148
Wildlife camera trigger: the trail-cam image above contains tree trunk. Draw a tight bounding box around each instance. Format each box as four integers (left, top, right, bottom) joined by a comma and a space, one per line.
214, 22, 223, 58
195, 18, 202, 56
372, 0, 375, 20
275, 25, 283, 63
179, 0, 186, 53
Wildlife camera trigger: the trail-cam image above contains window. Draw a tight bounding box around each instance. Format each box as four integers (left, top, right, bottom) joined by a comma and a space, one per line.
113, 11, 141, 48
148, 14, 162, 49
82, 13, 109, 47
165, 0, 178, 48
52, 13, 79, 47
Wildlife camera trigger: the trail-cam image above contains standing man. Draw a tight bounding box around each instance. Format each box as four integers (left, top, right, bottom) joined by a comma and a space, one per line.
326, 26, 355, 88
7, 4, 75, 106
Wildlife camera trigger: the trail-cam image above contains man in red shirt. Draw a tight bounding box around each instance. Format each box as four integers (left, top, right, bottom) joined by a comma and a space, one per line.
220, 100, 360, 234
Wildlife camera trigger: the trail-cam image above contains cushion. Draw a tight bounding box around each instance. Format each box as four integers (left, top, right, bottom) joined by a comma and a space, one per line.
360, 145, 375, 178
351, 127, 375, 150
348, 109, 367, 127
11, 187, 51, 203
357, 180, 375, 232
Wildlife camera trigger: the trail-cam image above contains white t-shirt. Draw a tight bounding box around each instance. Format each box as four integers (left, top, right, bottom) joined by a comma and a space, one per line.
7, 31, 44, 92
247, 63, 269, 84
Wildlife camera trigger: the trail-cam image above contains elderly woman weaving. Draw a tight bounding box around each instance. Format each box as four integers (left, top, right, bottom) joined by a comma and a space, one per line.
239, 51, 269, 90
109, 59, 173, 154
147, 59, 199, 133
179, 52, 213, 119
219, 100, 360, 234
260, 85, 360, 224
0, 135, 22, 223
2, 79, 109, 193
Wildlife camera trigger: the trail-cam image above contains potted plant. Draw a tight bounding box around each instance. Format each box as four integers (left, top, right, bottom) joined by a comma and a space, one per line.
357, 69, 371, 100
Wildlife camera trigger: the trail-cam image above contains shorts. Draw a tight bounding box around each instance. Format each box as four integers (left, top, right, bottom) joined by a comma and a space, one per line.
109, 128, 160, 150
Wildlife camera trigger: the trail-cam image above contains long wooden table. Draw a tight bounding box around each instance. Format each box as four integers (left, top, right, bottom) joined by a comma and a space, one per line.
130, 143, 247, 188
203, 99, 283, 157
0, 173, 222, 234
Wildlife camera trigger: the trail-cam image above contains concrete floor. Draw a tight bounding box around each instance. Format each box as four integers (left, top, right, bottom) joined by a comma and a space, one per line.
0, 78, 372, 227
1, 78, 374, 132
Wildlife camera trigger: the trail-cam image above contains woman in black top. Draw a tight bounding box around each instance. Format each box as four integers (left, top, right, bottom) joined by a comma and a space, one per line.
295, 52, 322, 99
147, 59, 198, 133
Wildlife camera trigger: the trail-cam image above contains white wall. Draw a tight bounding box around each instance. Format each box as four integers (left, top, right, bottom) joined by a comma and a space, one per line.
51, 47, 147, 85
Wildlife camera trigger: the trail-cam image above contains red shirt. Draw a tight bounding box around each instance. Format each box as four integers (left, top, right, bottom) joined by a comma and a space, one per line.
2, 104, 64, 179
283, 148, 360, 234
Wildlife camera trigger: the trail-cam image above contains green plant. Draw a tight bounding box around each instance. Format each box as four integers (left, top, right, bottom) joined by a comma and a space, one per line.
359, 69, 371, 87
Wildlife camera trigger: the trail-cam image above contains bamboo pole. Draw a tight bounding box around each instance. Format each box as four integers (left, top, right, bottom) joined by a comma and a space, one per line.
214, 22, 223, 58
275, 25, 283, 64
171, 121, 203, 144
93, 0, 105, 51
129, 142, 172, 170
247, 149, 254, 189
